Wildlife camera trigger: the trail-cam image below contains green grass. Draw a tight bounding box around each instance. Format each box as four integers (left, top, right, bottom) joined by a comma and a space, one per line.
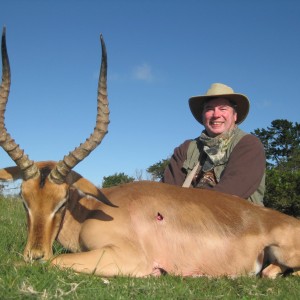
1, 196, 300, 299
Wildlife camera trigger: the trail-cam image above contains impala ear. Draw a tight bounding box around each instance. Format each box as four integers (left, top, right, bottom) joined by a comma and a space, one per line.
0, 166, 22, 181
66, 171, 117, 207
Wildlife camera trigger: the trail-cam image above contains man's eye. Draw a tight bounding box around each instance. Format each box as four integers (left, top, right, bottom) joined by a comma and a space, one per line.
220, 106, 229, 111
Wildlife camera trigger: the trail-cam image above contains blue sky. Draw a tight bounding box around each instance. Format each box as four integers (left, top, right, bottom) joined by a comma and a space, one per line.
0, 0, 299, 187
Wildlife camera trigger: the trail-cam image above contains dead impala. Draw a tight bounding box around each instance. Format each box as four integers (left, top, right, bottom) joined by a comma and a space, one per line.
1, 28, 300, 278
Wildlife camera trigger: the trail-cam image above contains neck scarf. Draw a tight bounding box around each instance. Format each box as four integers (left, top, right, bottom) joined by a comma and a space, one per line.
199, 126, 237, 172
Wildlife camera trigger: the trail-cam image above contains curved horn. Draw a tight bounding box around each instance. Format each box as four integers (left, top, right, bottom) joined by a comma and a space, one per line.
49, 34, 109, 184
0, 27, 40, 180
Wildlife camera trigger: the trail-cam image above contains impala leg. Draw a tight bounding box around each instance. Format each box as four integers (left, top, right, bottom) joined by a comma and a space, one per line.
261, 262, 288, 278
51, 246, 151, 277
261, 233, 300, 278
292, 268, 300, 276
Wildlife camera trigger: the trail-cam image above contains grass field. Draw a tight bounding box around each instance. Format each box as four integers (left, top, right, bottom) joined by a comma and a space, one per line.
1, 196, 300, 300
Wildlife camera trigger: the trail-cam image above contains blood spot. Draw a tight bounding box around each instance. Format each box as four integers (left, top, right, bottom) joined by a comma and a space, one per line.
157, 212, 164, 221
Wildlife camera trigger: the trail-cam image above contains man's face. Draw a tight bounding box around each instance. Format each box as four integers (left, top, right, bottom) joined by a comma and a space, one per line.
202, 98, 237, 137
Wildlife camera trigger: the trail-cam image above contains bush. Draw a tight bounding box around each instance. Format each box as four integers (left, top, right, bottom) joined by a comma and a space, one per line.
102, 172, 134, 188
264, 169, 300, 217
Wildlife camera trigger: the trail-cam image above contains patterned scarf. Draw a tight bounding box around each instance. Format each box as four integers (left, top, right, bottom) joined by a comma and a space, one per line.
193, 126, 238, 189
198, 126, 238, 172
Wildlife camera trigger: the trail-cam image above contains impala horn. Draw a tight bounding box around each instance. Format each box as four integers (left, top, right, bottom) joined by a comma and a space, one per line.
49, 34, 109, 184
0, 27, 40, 180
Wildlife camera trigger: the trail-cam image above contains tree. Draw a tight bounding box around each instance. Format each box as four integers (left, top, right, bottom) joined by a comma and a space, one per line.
252, 119, 300, 168
102, 172, 135, 188
252, 119, 300, 216
264, 168, 300, 217
276, 147, 300, 172
147, 158, 170, 181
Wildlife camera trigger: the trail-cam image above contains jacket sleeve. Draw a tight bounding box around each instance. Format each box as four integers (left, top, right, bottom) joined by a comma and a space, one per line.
212, 134, 266, 199
161, 140, 191, 186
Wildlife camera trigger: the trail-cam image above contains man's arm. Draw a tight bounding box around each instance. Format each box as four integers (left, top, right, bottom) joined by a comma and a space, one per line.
212, 135, 266, 199
161, 140, 191, 186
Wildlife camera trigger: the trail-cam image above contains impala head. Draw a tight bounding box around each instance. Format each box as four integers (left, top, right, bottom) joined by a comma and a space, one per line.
0, 27, 109, 261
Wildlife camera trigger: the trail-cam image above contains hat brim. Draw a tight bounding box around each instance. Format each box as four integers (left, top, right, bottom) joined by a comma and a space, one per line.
188, 93, 250, 125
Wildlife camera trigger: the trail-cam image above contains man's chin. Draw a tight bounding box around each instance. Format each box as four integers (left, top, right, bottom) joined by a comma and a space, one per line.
207, 128, 224, 137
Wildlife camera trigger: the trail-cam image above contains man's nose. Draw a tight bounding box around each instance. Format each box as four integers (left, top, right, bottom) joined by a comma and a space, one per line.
212, 108, 222, 117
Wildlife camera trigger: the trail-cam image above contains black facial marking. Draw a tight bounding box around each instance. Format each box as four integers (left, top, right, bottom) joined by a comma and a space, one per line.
39, 167, 52, 188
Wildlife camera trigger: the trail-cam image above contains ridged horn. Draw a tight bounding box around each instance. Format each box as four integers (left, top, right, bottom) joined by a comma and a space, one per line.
49, 34, 109, 184
0, 27, 40, 180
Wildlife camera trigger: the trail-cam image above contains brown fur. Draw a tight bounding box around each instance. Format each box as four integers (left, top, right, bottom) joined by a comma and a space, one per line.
2, 163, 300, 278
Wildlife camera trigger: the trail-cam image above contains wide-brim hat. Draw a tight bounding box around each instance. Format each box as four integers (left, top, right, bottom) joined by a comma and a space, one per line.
188, 83, 250, 125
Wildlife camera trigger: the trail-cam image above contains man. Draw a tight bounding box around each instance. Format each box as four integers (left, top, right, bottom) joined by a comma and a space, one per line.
162, 83, 265, 205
